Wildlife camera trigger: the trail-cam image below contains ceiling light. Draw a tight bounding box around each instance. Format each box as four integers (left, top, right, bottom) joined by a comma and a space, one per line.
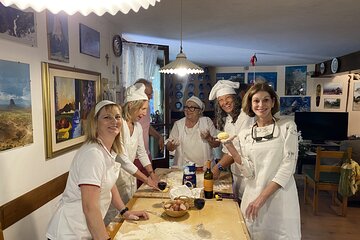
159, 0, 203, 76
1, 0, 161, 16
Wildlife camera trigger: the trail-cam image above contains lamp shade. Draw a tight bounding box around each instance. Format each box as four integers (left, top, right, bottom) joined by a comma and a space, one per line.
159, 52, 204, 76
1, 0, 161, 16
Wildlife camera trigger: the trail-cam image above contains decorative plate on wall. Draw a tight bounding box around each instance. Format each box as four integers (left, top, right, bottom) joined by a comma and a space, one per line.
175, 83, 183, 90
175, 101, 183, 110
176, 91, 183, 99
188, 83, 194, 91
188, 91, 194, 97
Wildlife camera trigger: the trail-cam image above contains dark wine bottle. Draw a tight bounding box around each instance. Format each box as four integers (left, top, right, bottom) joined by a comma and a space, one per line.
203, 160, 214, 199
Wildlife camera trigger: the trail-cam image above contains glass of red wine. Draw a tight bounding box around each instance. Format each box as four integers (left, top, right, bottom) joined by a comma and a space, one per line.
158, 181, 167, 203
194, 198, 205, 230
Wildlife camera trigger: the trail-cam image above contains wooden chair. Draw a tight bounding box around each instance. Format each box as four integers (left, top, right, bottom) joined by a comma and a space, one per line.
303, 147, 352, 216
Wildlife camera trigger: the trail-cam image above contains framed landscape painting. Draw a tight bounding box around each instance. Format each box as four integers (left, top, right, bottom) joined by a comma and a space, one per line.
79, 23, 100, 58
42, 62, 101, 159
0, 59, 33, 151
46, 11, 69, 62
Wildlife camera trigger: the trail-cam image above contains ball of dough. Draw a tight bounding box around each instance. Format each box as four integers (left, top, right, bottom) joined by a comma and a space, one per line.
217, 132, 229, 140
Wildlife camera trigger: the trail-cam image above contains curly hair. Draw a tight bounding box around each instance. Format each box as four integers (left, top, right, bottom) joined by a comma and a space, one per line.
242, 82, 280, 117
214, 94, 242, 131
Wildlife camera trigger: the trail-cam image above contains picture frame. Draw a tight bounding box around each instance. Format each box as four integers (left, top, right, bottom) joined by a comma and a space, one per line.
0, 3, 37, 46
79, 23, 100, 58
42, 62, 101, 159
46, 11, 69, 63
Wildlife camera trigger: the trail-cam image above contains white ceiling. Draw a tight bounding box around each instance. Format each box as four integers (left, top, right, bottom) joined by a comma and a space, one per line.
104, 0, 360, 67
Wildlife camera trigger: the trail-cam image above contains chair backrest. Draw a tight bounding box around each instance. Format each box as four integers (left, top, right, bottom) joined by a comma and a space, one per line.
315, 147, 352, 181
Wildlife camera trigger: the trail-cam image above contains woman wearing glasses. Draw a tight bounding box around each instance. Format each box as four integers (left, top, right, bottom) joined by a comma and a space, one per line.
166, 96, 219, 169
222, 82, 301, 240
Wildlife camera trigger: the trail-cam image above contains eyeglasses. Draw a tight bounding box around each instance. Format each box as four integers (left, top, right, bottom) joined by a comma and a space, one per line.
251, 119, 276, 142
184, 106, 201, 112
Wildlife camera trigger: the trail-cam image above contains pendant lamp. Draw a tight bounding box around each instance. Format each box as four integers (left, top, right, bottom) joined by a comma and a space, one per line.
0, 0, 161, 16
159, 0, 204, 76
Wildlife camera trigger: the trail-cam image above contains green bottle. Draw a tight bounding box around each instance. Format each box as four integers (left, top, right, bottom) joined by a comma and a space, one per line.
204, 160, 214, 199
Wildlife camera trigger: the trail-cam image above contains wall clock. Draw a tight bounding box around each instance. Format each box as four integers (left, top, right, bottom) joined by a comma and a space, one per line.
331, 58, 339, 74
112, 34, 122, 57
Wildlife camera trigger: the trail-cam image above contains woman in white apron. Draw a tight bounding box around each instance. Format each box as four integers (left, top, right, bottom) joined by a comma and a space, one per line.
222, 83, 301, 240
116, 83, 159, 204
46, 100, 149, 240
209, 80, 254, 200
166, 96, 219, 168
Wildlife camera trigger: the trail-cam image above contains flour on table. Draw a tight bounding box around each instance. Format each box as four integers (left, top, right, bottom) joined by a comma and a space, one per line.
114, 222, 203, 240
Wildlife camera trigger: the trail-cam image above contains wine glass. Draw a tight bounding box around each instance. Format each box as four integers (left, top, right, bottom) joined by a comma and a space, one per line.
194, 198, 205, 230
158, 181, 167, 203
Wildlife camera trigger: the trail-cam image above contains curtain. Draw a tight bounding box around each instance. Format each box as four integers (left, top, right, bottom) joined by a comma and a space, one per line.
121, 42, 158, 87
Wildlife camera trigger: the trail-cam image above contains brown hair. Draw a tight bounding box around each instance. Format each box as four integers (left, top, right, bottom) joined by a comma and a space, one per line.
242, 82, 280, 117
85, 104, 123, 154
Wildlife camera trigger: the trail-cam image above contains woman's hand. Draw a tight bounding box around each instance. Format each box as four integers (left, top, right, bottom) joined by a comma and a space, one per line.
245, 195, 266, 221
146, 176, 159, 190
123, 210, 149, 221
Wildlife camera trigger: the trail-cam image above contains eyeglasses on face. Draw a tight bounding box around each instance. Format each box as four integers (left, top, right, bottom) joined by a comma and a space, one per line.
251, 119, 276, 142
184, 106, 201, 112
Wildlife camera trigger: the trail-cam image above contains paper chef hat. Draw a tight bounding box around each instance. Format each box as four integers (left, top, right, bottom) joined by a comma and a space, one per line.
95, 100, 117, 116
186, 96, 205, 111
208, 80, 240, 100
124, 83, 148, 104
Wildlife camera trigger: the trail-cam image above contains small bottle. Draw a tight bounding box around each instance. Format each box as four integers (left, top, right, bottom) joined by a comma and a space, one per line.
203, 160, 214, 199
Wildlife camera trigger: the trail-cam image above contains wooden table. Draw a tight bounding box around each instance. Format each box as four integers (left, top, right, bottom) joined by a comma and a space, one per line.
108, 197, 250, 240
134, 168, 233, 199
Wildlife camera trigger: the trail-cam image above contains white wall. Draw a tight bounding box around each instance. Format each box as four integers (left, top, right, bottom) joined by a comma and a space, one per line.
0, 11, 121, 239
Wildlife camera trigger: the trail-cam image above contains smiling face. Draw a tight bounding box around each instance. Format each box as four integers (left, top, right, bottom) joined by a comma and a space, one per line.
251, 90, 275, 120
97, 106, 122, 140
217, 94, 235, 113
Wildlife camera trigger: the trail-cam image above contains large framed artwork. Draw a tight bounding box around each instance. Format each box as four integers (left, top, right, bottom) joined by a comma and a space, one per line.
0, 59, 33, 151
279, 96, 310, 116
0, 3, 37, 46
216, 72, 245, 83
46, 11, 69, 63
247, 72, 277, 91
79, 23, 100, 58
42, 62, 101, 159
285, 65, 307, 95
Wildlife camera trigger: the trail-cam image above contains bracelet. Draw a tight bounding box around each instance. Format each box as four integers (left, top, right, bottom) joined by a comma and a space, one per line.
120, 207, 129, 216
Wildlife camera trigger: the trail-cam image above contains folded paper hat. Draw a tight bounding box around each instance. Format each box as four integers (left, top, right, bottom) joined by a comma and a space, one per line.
186, 96, 205, 111
95, 100, 116, 116
208, 80, 240, 100
124, 83, 148, 104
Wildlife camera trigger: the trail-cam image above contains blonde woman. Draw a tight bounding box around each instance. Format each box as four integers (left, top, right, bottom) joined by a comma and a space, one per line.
46, 100, 149, 240
116, 83, 159, 203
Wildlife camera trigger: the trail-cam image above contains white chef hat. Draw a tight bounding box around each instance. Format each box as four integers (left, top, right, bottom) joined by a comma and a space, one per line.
124, 83, 148, 104
95, 100, 117, 116
208, 80, 239, 100
186, 96, 205, 111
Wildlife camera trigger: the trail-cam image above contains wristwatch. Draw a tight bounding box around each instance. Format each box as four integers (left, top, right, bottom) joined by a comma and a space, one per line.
217, 163, 225, 171
120, 207, 129, 216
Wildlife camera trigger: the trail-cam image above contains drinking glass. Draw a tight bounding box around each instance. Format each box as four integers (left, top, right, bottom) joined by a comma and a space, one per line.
158, 181, 167, 203
194, 198, 205, 229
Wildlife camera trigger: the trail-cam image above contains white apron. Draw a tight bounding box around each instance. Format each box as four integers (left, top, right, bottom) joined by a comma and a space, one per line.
240, 120, 301, 240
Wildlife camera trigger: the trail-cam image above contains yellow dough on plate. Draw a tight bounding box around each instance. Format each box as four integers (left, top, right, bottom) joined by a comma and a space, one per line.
217, 132, 229, 140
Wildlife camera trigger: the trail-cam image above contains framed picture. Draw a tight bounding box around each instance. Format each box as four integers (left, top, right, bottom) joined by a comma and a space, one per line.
285, 65, 307, 95
79, 23, 100, 58
248, 72, 278, 91
42, 62, 101, 159
279, 96, 310, 116
46, 11, 69, 62
0, 3, 37, 46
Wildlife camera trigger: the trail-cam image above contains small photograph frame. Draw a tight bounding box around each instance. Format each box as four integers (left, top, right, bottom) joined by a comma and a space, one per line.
42, 62, 101, 159
46, 11, 69, 62
79, 23, 100, 58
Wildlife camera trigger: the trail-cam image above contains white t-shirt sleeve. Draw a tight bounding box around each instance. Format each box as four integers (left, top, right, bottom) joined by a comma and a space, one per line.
77, 148, 105, 187
135, 123, 151, 167
116, 151, 138, 175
